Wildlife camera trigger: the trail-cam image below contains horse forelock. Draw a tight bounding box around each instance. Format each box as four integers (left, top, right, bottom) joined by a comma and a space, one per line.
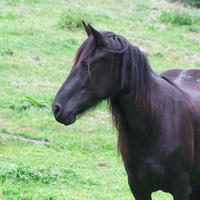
73, 32, 130, 67
73, 36, 97, 67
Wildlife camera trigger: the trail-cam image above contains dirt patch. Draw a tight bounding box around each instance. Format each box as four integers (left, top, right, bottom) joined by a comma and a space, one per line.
1, 133, 50, 146
97, 162, 110, 167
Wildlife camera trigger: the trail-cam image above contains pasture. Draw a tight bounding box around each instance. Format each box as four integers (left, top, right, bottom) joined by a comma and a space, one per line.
0, 0, 200, 199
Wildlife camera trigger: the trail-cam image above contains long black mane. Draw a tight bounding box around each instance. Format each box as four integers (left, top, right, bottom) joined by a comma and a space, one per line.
73, 32, 154, 162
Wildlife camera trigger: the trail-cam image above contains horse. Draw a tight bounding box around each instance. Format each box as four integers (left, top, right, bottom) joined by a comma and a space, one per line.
52, 23, 200, 200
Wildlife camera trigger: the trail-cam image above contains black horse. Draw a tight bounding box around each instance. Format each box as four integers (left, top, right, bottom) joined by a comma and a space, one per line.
52, 23, 200, 200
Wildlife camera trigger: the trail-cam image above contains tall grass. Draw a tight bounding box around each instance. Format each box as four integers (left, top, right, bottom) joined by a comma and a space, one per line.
0, 164, 78, 185
171, 0, 200, 8
159, 10, 199, 26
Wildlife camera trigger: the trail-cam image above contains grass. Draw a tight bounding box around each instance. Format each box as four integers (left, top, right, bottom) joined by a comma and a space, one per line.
0, 0, 200, 199
171, 0, 200, 8
159, 10, 199, 25
158, 9, 200, 32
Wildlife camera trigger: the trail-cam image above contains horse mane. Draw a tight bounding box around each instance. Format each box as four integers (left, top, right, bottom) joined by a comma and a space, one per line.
109, 43, 154, 163
73, 32, 154, 163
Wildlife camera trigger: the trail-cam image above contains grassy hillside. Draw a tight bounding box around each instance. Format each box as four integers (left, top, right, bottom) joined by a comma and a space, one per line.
0, 0, 199, 199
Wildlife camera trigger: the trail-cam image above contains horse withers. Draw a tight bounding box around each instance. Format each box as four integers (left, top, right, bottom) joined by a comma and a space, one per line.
52, 23, 200, 200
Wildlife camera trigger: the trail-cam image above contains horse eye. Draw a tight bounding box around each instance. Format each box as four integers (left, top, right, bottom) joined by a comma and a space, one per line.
82, 61, 88, 68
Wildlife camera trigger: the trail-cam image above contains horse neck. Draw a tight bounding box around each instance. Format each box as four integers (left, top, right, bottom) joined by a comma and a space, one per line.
116, 72, 161, 140
112, 73, 169, 162
117, 75, 155, 134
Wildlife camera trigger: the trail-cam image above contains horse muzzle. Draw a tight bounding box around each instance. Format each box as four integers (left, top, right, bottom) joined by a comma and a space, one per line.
52, 103, 76, 125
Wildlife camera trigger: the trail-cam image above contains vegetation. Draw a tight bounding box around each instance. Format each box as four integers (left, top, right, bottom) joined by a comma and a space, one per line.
159, 10, 200, 25
171, 0, 200, 8
0, 0, 199, 199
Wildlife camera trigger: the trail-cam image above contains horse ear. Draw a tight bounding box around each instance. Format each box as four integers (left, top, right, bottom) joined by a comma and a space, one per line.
88, 24, 105, 46
82, 21, 91, 36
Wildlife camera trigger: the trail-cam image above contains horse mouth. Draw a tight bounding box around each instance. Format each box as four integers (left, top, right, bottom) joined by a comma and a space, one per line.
64, 112, 76, 125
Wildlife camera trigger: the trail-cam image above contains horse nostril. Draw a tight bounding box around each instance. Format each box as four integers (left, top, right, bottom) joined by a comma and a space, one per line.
53, 104, 62, 118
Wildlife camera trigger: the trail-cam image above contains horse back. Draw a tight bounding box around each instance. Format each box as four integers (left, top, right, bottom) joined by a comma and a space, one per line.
160, 69, 200, 98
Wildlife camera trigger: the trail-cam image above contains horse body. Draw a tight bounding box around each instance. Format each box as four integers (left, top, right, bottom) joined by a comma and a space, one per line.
52, 23, 200, 200
119, 72, 200, 199
162, 69, 200, 186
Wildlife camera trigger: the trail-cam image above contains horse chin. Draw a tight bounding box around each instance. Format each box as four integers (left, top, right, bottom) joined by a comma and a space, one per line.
64, 112, 76, 125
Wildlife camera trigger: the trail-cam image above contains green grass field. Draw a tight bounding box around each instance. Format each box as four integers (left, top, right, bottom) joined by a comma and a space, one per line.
0, 0, 199, 199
